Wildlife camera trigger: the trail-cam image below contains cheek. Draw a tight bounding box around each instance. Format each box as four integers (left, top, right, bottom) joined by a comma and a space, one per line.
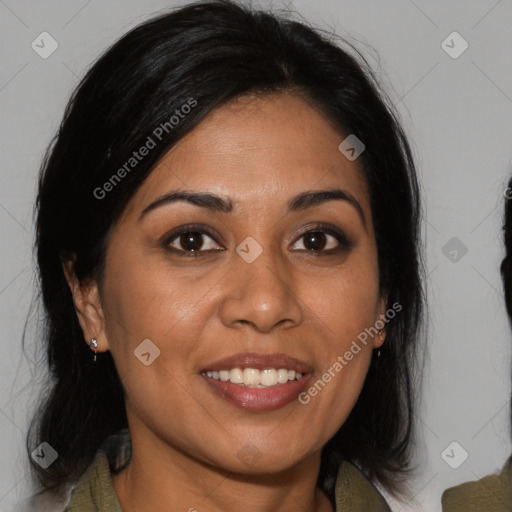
298, 254, 380, 422
100, 243, 210, 374
100, 258, 213, 436
305, 252, 381, 344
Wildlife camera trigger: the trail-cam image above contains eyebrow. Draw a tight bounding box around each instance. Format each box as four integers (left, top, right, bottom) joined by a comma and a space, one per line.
138, 188, 366, 226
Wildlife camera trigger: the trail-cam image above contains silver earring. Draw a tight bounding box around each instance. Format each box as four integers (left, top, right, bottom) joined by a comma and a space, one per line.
377, 329, 384, 358
89, 338, 98, 362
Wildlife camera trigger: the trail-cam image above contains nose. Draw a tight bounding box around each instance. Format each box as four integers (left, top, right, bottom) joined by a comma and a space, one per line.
219, 248, 304, 333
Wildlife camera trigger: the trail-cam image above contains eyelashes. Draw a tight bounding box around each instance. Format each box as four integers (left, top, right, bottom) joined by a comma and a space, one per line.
161, 222, 353, 258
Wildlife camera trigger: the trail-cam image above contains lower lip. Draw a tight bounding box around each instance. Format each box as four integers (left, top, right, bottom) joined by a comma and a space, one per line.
201, 374, 311, 412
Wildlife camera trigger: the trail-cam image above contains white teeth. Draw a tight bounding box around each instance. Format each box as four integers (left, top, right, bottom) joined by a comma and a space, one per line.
243, 368, 260, 386
230, 368, 243, 384
260, 368, 277, 386
204, 367, 305, 387
277, 368, 289, 384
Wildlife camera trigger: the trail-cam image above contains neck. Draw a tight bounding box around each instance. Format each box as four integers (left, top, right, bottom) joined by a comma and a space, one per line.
111, 429, 334, 512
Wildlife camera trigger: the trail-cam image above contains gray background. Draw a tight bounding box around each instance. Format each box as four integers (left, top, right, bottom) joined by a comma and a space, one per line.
1, 1, 511, 511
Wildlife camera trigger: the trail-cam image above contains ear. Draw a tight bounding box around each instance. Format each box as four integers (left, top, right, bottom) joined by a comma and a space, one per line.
62, 258, 107, 353
374, 295, 388, 349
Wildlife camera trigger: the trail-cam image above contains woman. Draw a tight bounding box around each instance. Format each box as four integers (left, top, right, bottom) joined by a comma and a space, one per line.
23, 1, 424, 510
441, 181, 512, 511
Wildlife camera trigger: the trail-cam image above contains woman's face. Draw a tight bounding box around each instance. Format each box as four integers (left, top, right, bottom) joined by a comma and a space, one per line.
88, 93, 386, 474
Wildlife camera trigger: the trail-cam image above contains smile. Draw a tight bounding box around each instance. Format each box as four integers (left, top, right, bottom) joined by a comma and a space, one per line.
201, 367, 304, 387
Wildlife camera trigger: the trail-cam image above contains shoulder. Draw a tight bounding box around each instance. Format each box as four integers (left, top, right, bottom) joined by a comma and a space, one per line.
10, 450, 112, 512
441, 456, 512, 511
63, 449, 123, 512
334, 460, 392, 512
11, 428, 130, 512
10, 486, 71, 512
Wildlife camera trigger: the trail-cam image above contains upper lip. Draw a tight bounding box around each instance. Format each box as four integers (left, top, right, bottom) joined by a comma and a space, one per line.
201, 352, 313, 373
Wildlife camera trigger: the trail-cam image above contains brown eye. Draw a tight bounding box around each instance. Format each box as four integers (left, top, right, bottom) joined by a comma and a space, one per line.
177, 232, 205, 251
291, 224, 351, 253
165, 226, 223, 255
301, 231, 329, 251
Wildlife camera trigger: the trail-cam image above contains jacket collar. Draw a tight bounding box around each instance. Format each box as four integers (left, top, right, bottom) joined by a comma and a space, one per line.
334, 460, 392, 511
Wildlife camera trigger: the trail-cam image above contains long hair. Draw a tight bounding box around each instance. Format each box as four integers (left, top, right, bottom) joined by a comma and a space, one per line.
27, 0, 424, 498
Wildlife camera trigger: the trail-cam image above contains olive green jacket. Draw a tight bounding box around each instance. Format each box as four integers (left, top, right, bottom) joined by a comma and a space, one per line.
441, 456, 512, 512
19, 430, 391, 512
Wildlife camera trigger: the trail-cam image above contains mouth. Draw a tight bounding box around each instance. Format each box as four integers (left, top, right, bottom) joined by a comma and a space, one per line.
200, 352, 313, 411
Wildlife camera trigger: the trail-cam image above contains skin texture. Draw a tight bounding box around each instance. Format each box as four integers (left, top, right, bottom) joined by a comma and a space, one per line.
64, 92, 386, 512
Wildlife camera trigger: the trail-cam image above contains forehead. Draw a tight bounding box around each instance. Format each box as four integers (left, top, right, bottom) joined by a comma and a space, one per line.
126, 92, 370, 216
